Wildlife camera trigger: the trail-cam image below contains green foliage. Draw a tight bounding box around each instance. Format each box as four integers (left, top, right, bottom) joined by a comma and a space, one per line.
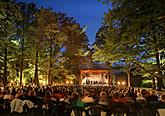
0, 1, 89, 85
96, 0, 165, 88
0, 0, 21, 38
0, 0, 22, 85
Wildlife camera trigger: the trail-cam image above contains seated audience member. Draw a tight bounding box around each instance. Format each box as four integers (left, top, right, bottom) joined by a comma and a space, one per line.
15, 89, 23, 99
3, 90, 14, 100
0, 89, 4, 99
123, 92, 134, 103
98, 92, 108, 105
43, 91, 52, 105
71, 92, 84, 108
28, 88, 37, 97
81, 91, 94, 103
111, 92, 128, 103
63, 94, 70, 103
132, 90, 138, 100
3, 89, 14, 110
141, 89, 149, 99
160, 94, 165, 103
19, 90, 28, 100
136, 93, 146, 101
90, 89, 99, 102
147, 91, 158, 102
27, 88, 37, 103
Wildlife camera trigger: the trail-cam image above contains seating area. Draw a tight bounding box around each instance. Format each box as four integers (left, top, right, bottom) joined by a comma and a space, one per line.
1, 100, 165, 116
0, 85, 165, 116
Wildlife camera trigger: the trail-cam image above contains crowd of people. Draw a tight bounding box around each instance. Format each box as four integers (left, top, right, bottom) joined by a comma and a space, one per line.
0, 84, 165, 115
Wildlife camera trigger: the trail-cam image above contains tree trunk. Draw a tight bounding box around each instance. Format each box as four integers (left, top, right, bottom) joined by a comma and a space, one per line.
155, 51, 164, 91
3, 46, 8, 86
152, 77, 156, 89
109, 71, 112, 85
48, 63, 52, 85
34, 50, 39, 85
48, 43, 52, 85
127, 69, 131, 87
19, 59, 23, 86
19, 37, 24, 86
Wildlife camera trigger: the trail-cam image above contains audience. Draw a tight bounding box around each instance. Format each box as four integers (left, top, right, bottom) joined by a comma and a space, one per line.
81, 91, 94, 103
0, 83, 165, 115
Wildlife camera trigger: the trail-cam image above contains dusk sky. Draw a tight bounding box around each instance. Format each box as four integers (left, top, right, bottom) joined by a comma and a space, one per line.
19, 0, 110, 44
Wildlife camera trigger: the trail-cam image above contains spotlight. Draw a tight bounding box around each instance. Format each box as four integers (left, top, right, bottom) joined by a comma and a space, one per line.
117, 81, 121, 85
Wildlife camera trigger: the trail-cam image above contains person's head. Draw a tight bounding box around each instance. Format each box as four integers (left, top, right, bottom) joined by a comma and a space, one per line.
124, 92, 129, 97
6, 89, 10, 94
100, 92, 107, 98
72, 92, 79, 101
84, 91, 90, 97
160, 94, 165, 102
73, 88, 77, 92
137, 88, 140, 92
141, 89, 147, 95
17, 89, 22, 94
150, 91, 156, 96
137, 93, 142, 97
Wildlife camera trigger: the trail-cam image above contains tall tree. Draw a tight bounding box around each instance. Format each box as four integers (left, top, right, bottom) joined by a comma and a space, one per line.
60, 16, 89, 83
96, 0, 165, 89
27, 8, 67, 85
0, 0, 21, 85
16, 2, 36, 86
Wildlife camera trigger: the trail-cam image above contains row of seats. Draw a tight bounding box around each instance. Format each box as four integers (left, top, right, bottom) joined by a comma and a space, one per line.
1, 99, 165, 116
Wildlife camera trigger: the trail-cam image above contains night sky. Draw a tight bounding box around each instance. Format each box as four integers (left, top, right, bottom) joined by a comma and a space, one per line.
19, 0, 110, 44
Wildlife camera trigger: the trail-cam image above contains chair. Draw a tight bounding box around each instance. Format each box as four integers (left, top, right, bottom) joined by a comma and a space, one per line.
109, 102, 129, 116
145, 101, 160, 116
3, 99, 11, 111
128, 102, 143, 116
51, 101, 72, 116
0, 99, 4, 110
23, 103, 34, 116
87, 106, 104, 116
72, 107, 87, 116
84, 102, 97, 107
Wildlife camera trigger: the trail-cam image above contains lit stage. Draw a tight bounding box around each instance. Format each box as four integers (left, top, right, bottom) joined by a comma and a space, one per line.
80, 69, 111, 86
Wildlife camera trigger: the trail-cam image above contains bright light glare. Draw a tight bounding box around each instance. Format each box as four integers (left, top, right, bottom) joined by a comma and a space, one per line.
122, 81, 125, 85
117, 81, 120, 85
70, 81, 73, 84
66, 81, 69, 84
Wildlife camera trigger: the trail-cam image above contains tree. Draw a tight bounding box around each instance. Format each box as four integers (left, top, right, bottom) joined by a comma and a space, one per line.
0, 0, 21, 85
96, 0, 165, 89
60, 17, 89, 83
15, 2, 37, 86
27, 8, 59, 85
